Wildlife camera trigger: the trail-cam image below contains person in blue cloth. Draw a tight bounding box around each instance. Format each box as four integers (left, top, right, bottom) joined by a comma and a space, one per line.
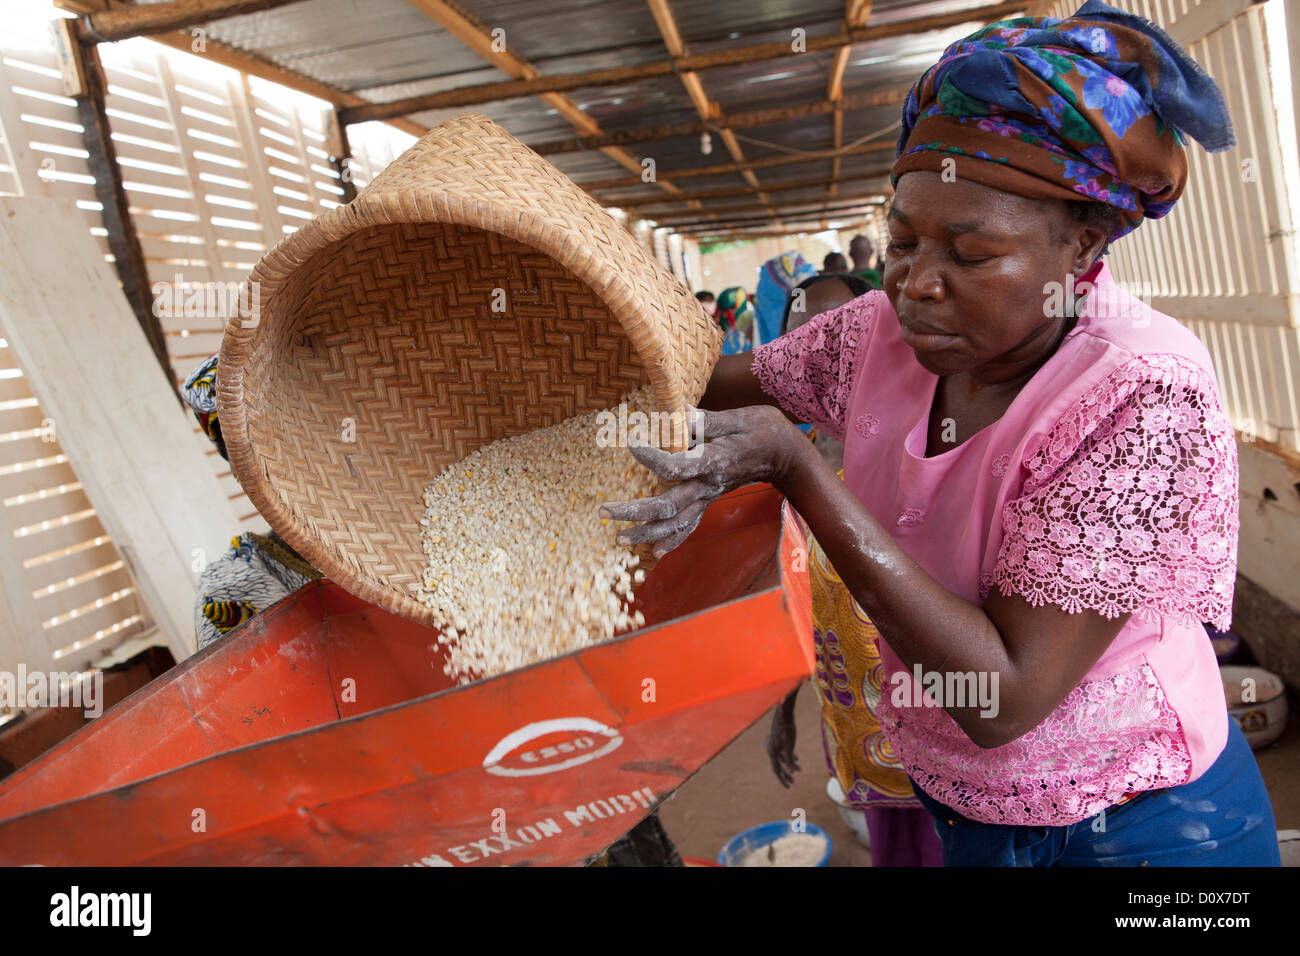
755, 251, 817, 346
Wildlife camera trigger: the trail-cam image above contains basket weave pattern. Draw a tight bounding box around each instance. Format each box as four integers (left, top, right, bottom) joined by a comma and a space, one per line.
218, 113, 721, 625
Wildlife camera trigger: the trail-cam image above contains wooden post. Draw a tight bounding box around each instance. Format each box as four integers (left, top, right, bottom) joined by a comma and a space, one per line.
52, 20, 178, 400
324, 109, 358, 205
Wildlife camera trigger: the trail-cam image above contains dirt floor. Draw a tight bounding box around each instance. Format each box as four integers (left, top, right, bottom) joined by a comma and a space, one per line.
659, 681, 1300, 867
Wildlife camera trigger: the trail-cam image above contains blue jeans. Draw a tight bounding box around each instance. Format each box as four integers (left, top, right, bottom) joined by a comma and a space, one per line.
912, 720, 1281, 866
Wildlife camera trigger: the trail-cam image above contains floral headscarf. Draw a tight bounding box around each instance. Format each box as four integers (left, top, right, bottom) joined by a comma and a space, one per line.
892, 0, 1234, 239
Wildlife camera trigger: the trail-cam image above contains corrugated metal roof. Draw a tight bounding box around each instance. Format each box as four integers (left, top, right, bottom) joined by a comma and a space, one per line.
458, 0, 669, 63
183, 0, 1020, 229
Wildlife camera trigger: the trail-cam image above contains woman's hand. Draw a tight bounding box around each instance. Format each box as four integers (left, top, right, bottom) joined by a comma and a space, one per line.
766, 687, 801, 787
599, 404, 805, 558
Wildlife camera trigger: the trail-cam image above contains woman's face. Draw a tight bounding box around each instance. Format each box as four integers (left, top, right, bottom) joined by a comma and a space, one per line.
883, 171, 1103, 379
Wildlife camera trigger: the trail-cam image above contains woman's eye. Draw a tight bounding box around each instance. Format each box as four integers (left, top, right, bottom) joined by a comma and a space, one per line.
952, 250, 993, 265
886, 240, 913, 254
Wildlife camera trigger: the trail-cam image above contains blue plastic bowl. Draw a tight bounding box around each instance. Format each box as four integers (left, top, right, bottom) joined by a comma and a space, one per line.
718, 820, 832, 867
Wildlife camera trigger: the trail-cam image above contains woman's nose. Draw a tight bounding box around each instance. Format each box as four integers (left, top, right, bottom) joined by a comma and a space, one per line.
898, 251, 945, 302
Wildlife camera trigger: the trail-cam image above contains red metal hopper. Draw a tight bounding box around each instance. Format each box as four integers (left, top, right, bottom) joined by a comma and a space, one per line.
0, 484, 811, 865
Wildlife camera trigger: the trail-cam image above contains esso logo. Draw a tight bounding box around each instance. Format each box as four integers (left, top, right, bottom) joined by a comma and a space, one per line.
482, 717, 623, 777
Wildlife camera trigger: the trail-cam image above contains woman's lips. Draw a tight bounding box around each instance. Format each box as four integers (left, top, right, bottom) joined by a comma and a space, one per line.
899, 322, 958, 350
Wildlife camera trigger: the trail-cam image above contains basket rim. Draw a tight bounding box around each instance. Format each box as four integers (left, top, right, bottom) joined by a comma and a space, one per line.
217, 184, 714, 626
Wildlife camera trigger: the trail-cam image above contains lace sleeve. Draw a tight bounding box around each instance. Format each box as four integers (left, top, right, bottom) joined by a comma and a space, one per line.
992, 354, 1239, 629
749, 292, 878, 441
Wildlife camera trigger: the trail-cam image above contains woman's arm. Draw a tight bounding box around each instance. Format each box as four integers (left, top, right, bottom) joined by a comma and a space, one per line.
605, 406, 1129, 750
777, 427, 1129, 748
700, 292, 874, 427
698, 352, 802, 422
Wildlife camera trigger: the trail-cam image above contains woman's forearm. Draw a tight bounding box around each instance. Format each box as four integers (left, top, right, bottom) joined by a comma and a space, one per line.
775, 436, 1023, 746
698, 353, 800, 421
609, 404, 1105, 746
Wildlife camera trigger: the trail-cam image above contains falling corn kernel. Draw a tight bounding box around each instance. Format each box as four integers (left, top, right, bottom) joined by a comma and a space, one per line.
416, 386, 658, 683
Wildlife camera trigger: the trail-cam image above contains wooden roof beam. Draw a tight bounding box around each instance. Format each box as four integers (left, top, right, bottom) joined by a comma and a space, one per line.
54, 1, 427, 138
829, 0, 873, 198
339, 0, 1025, 125
72, 0, 307, 44
675, 210, 880, 234
647, 185, 889, 225
645, 0, 772, 216
532, 88, 907, 156
580, 139, 893, 191
613, 171, 890, 209
402, 0, 696, 203
692, 222, 873, 241
673, 205, 882, 232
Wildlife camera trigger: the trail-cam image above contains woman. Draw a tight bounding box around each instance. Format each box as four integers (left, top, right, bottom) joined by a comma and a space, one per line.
181, 353, 322, 650
781, 272, 871, 337
603, 1, 1280, 866
715, 285, 756, 355
755, 251, 817, 345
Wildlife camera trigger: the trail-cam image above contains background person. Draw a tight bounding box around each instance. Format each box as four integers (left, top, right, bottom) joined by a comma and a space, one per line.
822, 251, 850, 275
849, 235, 882, 290
694, 289, 716, 319
715, 285, 756, 355
755, 251, 817, 346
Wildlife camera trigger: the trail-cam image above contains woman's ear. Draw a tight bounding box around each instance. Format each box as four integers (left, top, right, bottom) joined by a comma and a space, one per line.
1074, 222, 1109, 274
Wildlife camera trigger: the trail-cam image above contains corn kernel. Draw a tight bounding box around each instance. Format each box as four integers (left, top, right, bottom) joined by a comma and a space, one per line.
416, 386, 658, 683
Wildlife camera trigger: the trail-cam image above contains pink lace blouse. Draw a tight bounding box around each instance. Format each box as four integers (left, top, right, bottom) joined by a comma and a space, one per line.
751, 263, 1238, 827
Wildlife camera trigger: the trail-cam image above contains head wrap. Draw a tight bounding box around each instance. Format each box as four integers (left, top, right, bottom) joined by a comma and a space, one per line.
715, 286, 752, 332
182, 352, 227, 460
892, 0, 1234, 239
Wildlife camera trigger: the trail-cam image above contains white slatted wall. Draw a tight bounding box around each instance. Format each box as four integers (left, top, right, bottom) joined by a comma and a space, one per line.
1035, 0, 1300, 449
0, 44, 150, 680
0, 25, 415, 680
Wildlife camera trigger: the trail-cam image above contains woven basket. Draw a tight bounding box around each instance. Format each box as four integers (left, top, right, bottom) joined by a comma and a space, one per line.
217, 112, 721, 627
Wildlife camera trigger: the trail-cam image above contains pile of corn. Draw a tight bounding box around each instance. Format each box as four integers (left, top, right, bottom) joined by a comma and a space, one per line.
417, 387, 659, 683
